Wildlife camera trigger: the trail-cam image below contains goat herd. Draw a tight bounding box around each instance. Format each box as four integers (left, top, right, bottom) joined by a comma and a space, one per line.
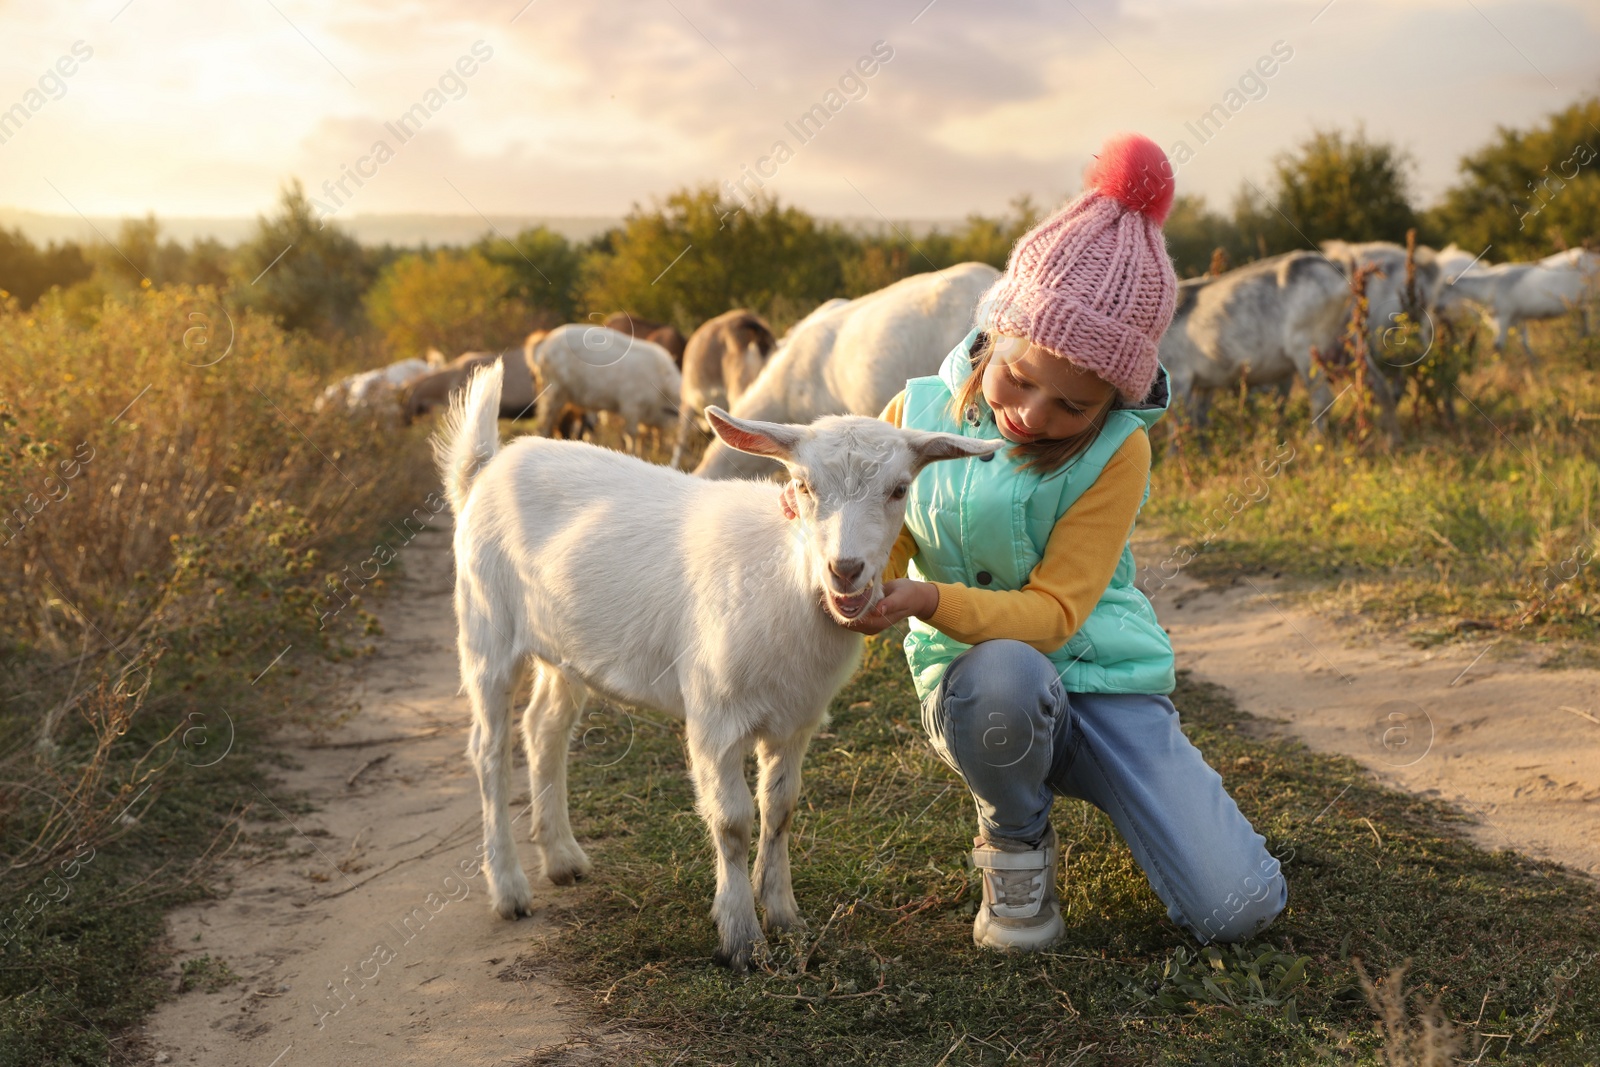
320, 242, 1597, 472
318, 261, 994, 480
1165, 240, 1597, 443
318, 245, 1595, 970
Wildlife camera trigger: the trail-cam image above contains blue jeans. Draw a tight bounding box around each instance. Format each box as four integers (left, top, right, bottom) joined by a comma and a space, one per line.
920, 639, 1287, 944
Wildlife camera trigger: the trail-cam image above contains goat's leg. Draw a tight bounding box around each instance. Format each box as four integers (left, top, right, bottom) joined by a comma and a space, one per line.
1190, 387, 1214, 453
1163, 375, 1193, 456
686, 720, 762, 971
623, 401, 655, 458
1270, 379, 1294, 430
465, 650, 534, 919
521, 659, 593, 885
1519, 323, 1539, 371
1304, 369, 1337, 440
669, 403, 695, 471
752, 728, 810, 936
533, 381, 568, 439
1361, 351, 1403, 447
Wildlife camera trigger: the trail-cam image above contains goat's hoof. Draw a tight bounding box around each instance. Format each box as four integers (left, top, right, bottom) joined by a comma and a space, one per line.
486, 863, 537, 921
711, 918, 766, 974
540, 841, 592, 886
711, 938, 764, 974
494, 899, 537, 920
490, 883, 536, 920
762, 910, 805, 937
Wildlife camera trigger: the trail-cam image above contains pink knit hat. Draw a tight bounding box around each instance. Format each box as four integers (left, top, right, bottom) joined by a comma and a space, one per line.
975, 132, 1179, 404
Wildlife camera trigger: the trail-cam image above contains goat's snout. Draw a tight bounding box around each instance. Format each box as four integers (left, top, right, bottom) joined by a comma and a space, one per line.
827, 557, 865, 591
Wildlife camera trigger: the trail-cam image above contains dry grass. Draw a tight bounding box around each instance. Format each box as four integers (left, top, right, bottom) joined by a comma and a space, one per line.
1353, 958, 1462, 1067
1143, 308, 1600, 653
0, 283, 435, 1063
1, 285, 429, 682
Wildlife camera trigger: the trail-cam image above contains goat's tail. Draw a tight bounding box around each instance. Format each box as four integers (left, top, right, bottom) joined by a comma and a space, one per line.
433, 359, 504, 515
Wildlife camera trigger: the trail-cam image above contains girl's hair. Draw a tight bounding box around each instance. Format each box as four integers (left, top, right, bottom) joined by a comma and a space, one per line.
947, 330, 1117, 477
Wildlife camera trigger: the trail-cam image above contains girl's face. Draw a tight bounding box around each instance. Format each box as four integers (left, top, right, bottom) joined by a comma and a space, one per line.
981, 333, 1118, 444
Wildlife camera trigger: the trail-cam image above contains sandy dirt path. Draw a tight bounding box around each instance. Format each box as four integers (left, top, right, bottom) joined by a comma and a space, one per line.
1137, 534, 1600, 881
140, 522, 575, 1067
133, 512, 1598, 1062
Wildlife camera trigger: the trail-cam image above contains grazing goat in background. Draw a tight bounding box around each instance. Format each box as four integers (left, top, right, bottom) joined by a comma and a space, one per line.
315, 353, 442, 415
1159, 251, 1401, 444
1438, 251, 1597, 364
524, 324, 681, 455
436, 361, 996, 970
1320, 240, 1445, 372
671, 309, 777, 470
603, 311, 688, 368
694, 262, 999, 480
1539, 247, 1600, 278
401, 346, 540, 422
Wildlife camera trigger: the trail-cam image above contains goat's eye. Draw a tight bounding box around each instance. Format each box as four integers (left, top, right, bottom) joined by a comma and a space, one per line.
890, 484, 908, 500
795, 481, 810, 495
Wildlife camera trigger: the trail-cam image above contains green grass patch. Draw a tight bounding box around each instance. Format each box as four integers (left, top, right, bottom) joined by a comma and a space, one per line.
0, 700, 269, 1066
178, 954, 242, 994
532, 636, 1600, 1065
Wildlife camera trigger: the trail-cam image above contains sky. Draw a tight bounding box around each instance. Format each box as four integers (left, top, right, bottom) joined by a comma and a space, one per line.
1, 0, 1596, 229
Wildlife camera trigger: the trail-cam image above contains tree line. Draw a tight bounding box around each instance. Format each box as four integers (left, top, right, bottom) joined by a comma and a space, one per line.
1, 95, 1595, 361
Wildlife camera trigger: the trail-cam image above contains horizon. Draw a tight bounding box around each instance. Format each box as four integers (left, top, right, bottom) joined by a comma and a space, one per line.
0, 206, 979, 249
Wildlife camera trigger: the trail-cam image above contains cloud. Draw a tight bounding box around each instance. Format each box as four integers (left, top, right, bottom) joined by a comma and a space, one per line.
0, 0, 1593, 220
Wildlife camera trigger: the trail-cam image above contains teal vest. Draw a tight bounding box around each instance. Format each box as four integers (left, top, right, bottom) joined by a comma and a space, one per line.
901, 327, 1176, 704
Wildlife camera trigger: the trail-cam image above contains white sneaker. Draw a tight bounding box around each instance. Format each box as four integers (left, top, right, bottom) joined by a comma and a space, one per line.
972, 824, 1064, 951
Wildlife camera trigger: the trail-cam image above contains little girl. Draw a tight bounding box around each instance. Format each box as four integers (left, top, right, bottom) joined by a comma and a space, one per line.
784, 133, 1287, 951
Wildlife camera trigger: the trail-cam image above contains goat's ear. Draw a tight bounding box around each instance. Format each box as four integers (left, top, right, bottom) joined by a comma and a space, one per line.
706, 407, 805, 459
908, 431, 1004, 469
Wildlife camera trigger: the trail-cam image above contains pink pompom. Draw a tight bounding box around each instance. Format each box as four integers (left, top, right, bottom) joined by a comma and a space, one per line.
1083, 132, 1175, 225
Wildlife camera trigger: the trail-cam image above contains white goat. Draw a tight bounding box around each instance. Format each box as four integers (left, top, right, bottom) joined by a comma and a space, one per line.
1438, 255, 1596, 363
315, 355, 440, 414
694, 263, 1000, 480
1435, 243, 1486, 284
1540, 247, 1600, 277
525, 324, 681, 454
670, 310, 777, 471
772, 298, 852, 357
437, 361, 995, 970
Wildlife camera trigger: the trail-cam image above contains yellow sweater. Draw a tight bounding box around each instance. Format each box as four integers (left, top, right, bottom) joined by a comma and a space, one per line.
880, 390, 1152, 655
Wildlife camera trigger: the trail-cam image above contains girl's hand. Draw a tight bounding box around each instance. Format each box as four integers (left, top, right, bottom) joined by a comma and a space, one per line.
841, 578, 939, 635
780, 480, 798, 520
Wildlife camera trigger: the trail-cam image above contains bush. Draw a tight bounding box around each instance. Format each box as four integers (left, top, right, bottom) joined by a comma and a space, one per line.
232, 181, 371, 335
1424, 94, 1600, 259
1162, 194, 1241, 278
478, 225, 583, 325
836, 196, 1045, 297
1, 284, 431, 669
365, 248, 530, 357
1234, 124, 1420, 255
0, 228, 91, 308
0, 283, 435, 1061
578, 186, 852, 332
